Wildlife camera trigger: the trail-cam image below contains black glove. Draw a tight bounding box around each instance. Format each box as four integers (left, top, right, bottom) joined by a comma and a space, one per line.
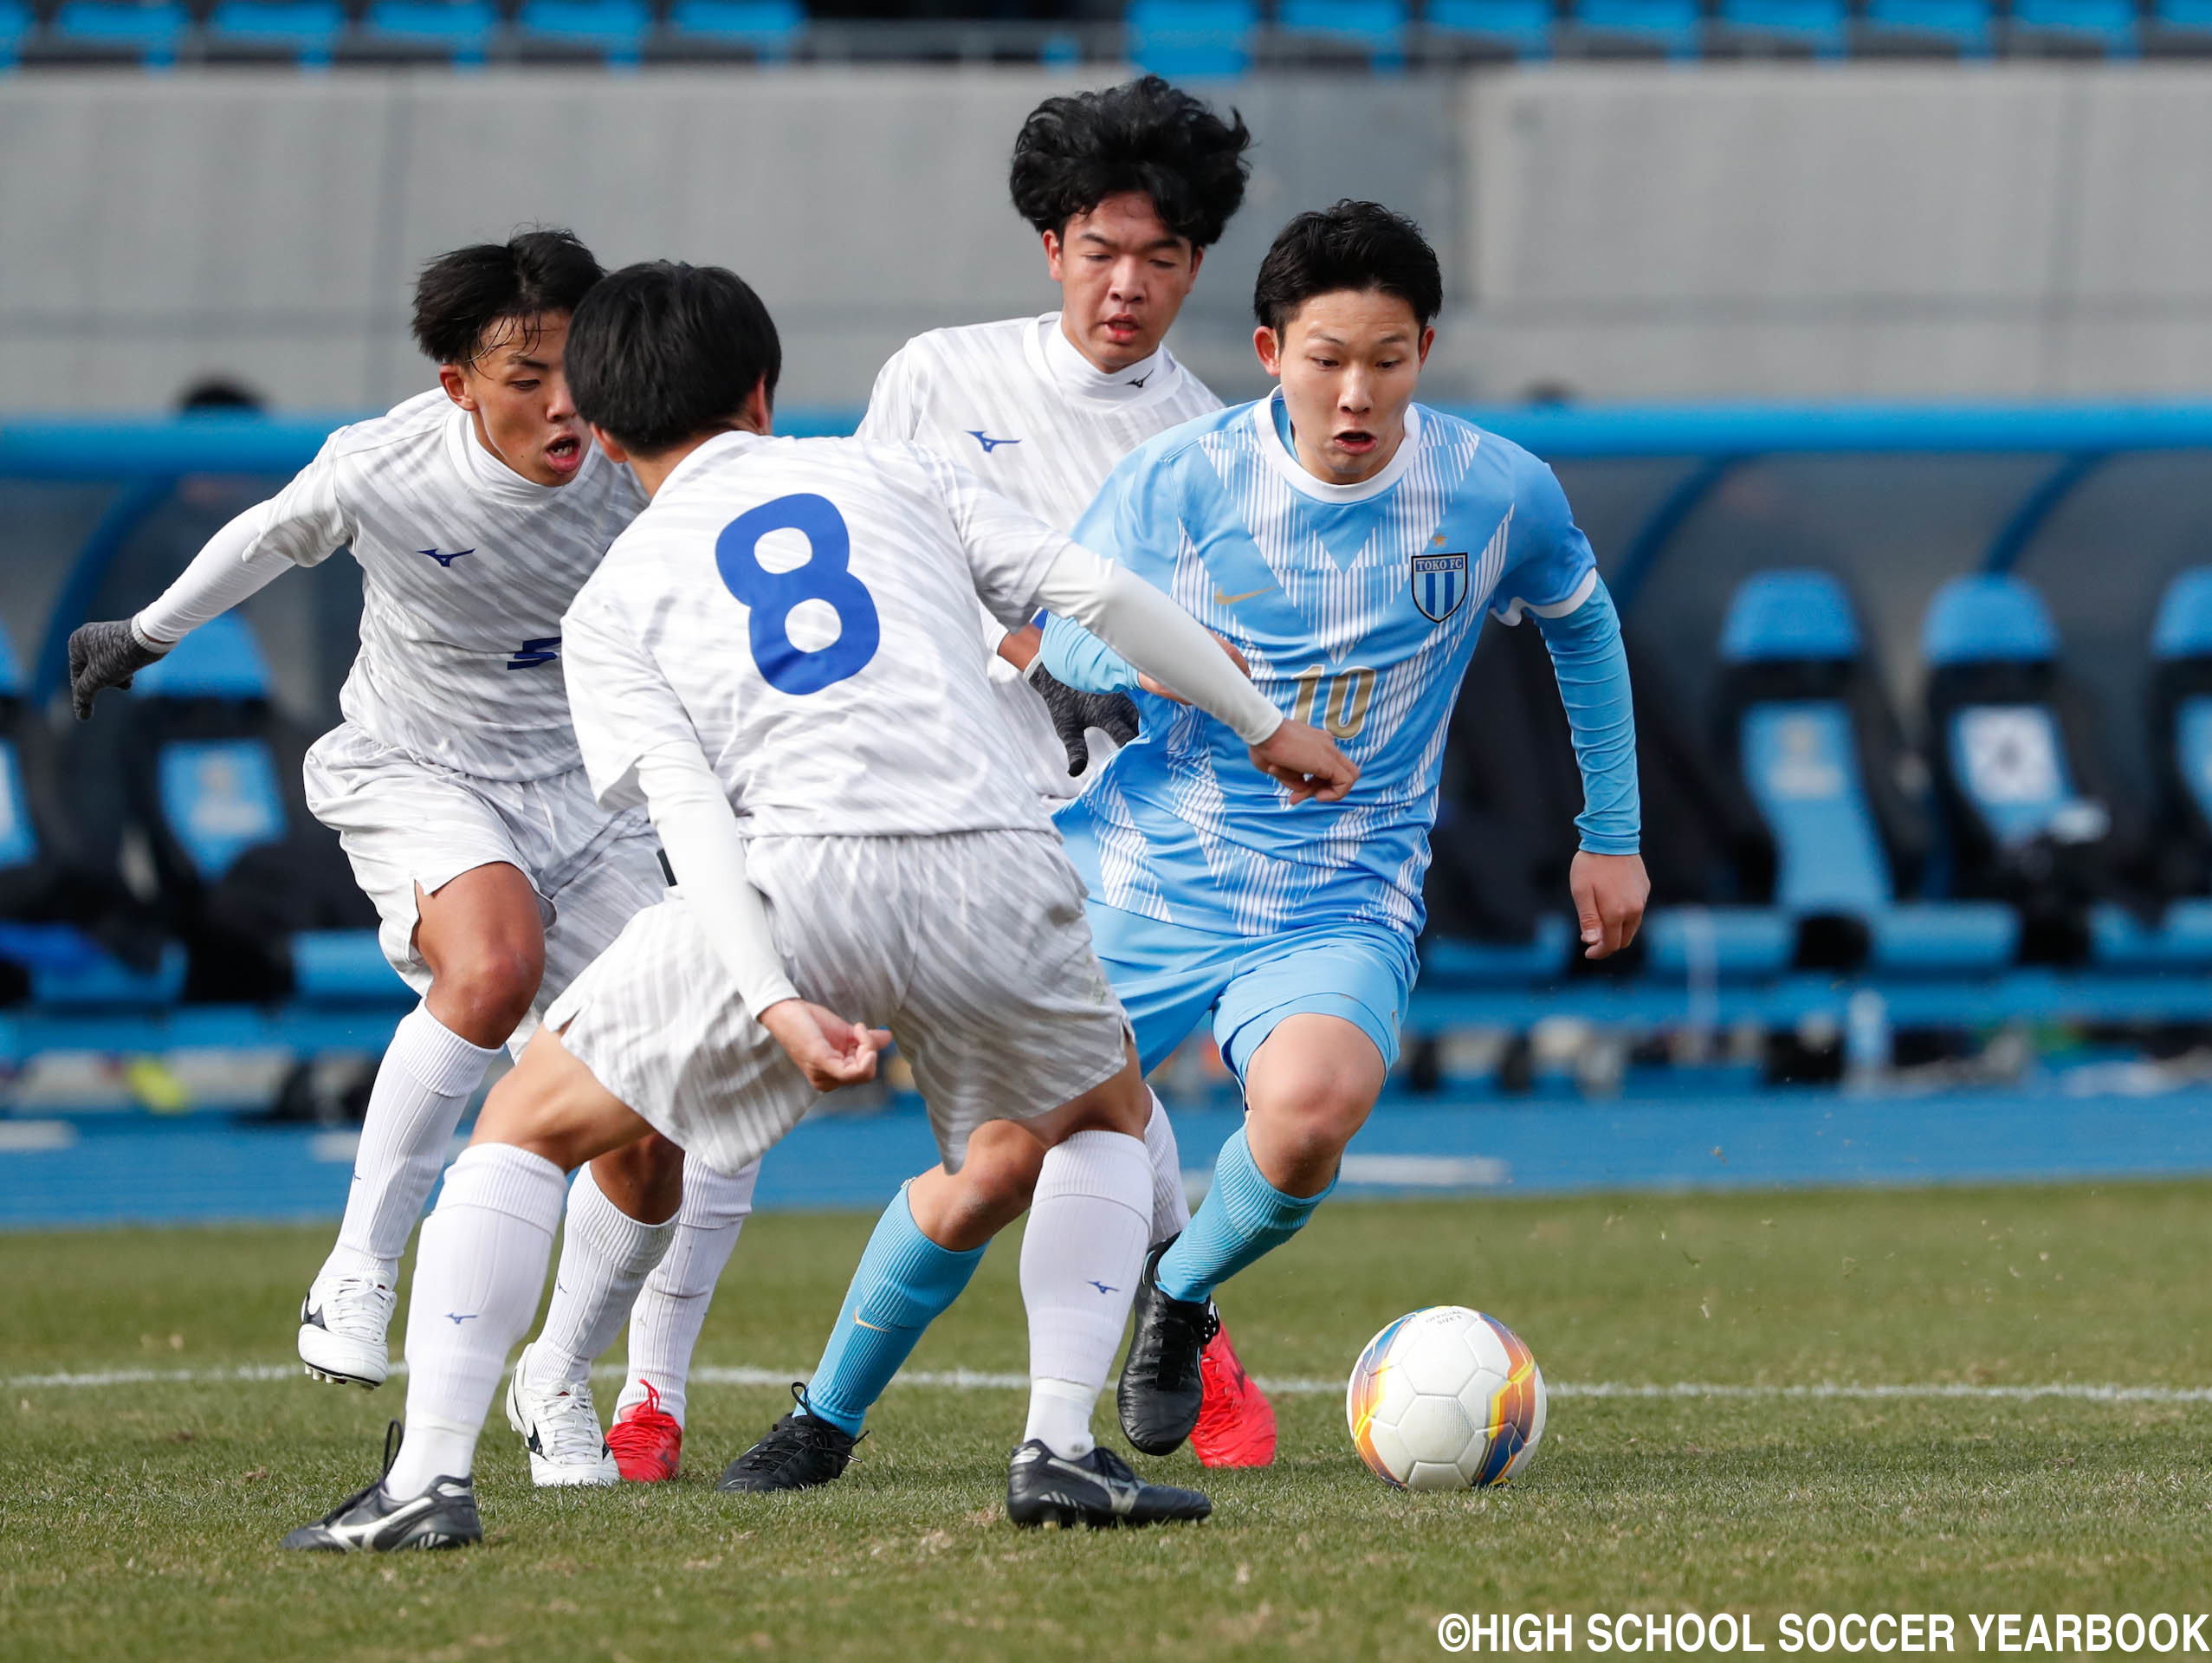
1025, 661, 1140, 778
68, 619, 167, 721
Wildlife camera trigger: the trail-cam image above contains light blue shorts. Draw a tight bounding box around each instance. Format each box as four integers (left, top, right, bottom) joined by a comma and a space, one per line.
1084, 901, 1414, 1084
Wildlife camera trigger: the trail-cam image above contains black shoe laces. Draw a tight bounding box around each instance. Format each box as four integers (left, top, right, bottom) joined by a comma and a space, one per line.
729, 1383, 861, 1473
1137, 1293, 1220, 1392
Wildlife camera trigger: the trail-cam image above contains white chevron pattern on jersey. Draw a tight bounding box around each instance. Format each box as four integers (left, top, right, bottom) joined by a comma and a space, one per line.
249, 390, 645, 782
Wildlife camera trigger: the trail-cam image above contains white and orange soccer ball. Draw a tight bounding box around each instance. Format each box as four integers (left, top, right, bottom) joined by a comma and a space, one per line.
1345, 1306, 1547, 1491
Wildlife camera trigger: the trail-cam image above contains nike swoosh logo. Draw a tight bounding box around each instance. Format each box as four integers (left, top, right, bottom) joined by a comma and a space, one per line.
854, 1318, 889, 1332
1213, 586, 1274, 605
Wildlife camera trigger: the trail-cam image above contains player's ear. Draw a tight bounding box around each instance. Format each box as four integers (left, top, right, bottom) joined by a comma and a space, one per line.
741, 376, 773, 437
1416, 326, 1435, 367
587, 424, 628, 464
437, 362, 475, 411
1042, 229, 1064, 282
1187, 245, 1206, 282
1253, 325, 1283, 378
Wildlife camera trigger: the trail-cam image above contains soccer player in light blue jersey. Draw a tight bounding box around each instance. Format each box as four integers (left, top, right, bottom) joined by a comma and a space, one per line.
737, 199, 1645, 1485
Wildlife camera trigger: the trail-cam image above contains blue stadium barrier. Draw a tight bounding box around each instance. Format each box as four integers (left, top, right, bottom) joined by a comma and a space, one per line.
1125, 0, 1258, 77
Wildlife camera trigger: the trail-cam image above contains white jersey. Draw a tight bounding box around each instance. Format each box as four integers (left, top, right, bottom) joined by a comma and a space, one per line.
250, 390, 644, 781
857, 313, 1221, 798
561, 429, 1081, 840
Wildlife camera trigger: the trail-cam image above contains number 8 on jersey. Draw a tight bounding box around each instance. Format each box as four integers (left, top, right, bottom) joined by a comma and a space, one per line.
715, 493, 881, 696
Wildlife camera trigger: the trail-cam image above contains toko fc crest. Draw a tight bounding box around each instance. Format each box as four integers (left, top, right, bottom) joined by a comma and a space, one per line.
1411, 549, 1469, 622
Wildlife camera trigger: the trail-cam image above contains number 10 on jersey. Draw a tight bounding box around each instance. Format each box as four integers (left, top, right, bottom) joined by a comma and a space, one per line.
715, 493, 881, 696
1290, 664, 1376, 740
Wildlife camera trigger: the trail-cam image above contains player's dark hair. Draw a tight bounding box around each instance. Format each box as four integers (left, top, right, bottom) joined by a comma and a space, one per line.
1252, 200, 1444, 335
1009, 75, 1252, 249
566, 261, 782, 456
411, 229, 605, 366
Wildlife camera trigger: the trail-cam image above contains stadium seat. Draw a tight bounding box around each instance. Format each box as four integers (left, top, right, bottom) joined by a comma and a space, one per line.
1719, 0, 1847, 55
516, 0, 650, 64
0, 622, 182, 1007
0, 0, 31, 69
665, 0, 803, 59
1860, 0, 1993, 54
48, 0, 189, 66
358, 0, 500, 63
1422, 0, 1554, 57
127, 614, 382, 1003
1277, 0, 1409, 68
2008, 0, 2139, 51
206, 0, 346, 64
1922, 573, 2138, 964
1125, 0, 1258, 77
2152, 0, 2212, 45
1717, 571, 2015, 974
1571, 0, 1703, 58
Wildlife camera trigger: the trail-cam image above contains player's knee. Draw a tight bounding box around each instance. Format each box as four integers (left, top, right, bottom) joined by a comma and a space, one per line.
951, 1140, 1045, 1233
432, 942, 543, 1039
1250, 1072, 1373, 1166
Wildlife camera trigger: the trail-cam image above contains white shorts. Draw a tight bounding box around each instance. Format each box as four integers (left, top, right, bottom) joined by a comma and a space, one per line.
302, 721, 667, 1036
545, 829, 1131, 1178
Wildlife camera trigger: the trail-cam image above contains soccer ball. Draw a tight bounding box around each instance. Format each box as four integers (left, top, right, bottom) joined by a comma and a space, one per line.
1345, 1306, 1547, 1491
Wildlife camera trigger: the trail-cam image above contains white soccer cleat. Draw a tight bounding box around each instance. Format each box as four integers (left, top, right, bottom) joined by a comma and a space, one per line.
506, 1342, 618, 1487
298, 1272, 398, 1388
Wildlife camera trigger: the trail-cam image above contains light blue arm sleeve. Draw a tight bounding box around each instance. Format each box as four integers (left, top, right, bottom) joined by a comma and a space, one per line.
1534, 578, 1640, 855
1039, 611, 1140, 692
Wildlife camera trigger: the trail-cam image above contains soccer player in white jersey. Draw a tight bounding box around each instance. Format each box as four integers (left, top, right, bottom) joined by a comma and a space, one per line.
277, 260, 1355, 1551
527, 75, 1273, 1485
64, 232, 682, 1422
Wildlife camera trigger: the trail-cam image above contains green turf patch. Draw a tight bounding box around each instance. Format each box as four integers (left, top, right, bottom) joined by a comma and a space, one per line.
5, 1183, 2210, 1660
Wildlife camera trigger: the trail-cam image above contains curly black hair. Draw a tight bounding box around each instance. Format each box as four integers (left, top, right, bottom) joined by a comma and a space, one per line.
1008, 76, 1252, 249
1252, 200, 1443, 335
411, 228, 604, 366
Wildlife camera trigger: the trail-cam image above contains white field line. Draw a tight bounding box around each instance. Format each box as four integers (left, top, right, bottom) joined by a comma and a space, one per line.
9, 1363, 2212, 1405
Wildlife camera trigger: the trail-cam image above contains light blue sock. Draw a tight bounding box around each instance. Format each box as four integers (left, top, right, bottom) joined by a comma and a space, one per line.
800, 1185, 985, 1436
1155, 1127, 1333, 1305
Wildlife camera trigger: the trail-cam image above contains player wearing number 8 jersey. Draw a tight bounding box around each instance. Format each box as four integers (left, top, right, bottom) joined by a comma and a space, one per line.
278, 260, 1356, 1550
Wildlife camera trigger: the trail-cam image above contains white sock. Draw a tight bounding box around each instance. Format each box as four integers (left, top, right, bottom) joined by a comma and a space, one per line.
530, 1161, 680, 1392
1020, 1129, 1150, 1460
385, 1143, 566, 1498
617, 1159, 760, 1428
328, 1004, 501, 1274
1143, 1090, 1191, 1245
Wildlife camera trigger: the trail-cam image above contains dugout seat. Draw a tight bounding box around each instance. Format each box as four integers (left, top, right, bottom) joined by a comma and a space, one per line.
45, 0, 189, 65
1717, 0, 1847, 55
514, 0, 649, 64
1276, 0, 1408, 68
356, 0, 499, 63
664, 0, 803, 59
204, 0, 346, 65
1569, 0, 1702, 59
0, 621, 181, 1007
1922, 573, 2140, 966
1421, 0, 1554, 59
124, 613, 391, 1005
1125, 0, 1258, 78
2008, 0, 2138, 53
1860, 0, 1992, 54
1716, 571, 2015, 974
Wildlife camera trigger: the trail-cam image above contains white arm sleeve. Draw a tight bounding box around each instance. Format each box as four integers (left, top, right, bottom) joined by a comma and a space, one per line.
131, 502, 295, 647
632, 741, 802, 1017
1031, 545, 1284, 746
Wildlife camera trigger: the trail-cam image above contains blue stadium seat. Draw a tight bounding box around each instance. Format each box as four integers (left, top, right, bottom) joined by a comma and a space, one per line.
516, 0, 650, 64
133, 617, 288, 884
207, 0, 346, 63
667, 0, 803, 58
1126, 0, 1258, 77
49, 0, 189, 66
1720, 0, 1847, 55
1423, 0, 1553, 56
1861, 0, 1992, 54
0, 0, 31, 68
2009, 0, 2138, 51
359, 0, 499, 63
1420, 916, 1572, 987
1572, 0, 1703, 58
2153, 0, 2212, 43
1720, 571, 2015, 974
1277, 0, 1409, 67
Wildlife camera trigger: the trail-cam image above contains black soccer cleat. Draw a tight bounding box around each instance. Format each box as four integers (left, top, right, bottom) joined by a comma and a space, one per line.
1116, 1237, 1219, 1456
715, 1383, 860, 1494
280, 1421, 482, 1553
1006, 1440, 1211, 1530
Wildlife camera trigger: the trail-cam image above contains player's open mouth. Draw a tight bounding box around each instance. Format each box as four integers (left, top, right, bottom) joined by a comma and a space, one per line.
544, 436, 583, 475
1103, 315, 1140, 340
1335, 430, 1377, 454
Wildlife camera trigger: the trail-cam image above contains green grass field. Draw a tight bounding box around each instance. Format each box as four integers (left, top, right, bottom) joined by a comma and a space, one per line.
8, 1182, 2212, 1661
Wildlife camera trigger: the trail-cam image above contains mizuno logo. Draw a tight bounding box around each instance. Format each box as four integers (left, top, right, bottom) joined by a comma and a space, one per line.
1213, 586, 1273, 605
1128, 372, 1152, 388
417, 547, 473, 567
967, 430, 1021, 454
1086, 1280, 1119, 1295
445, 1312, 478, 1324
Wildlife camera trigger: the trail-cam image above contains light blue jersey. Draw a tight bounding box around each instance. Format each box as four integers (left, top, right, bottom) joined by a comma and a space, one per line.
1044, 391, 1607, 954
